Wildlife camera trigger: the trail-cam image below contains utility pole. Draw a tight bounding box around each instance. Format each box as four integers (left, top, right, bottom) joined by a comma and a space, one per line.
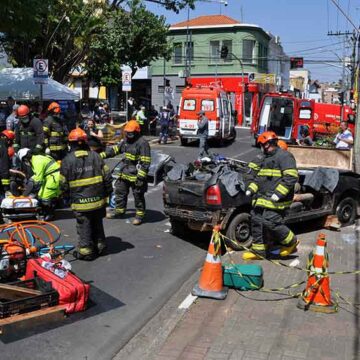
354, 31, 360, 173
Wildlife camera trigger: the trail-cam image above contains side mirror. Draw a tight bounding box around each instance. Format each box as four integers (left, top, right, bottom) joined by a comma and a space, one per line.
348, 114, 355, 124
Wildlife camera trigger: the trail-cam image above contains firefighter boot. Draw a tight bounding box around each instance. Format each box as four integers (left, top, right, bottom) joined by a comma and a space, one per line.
73, 246, 97, 261
270, 239, 299, 257
242, 251, 266, 261
97, 241, 107, 255
106, 208, 125, 219
132, 217, 143, 226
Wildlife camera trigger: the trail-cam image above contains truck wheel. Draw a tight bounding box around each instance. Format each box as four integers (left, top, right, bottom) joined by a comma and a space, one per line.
225, 213, 252, 251
336, 197, 357, 226
180, 138, 188, 146
170, 218, 188, 237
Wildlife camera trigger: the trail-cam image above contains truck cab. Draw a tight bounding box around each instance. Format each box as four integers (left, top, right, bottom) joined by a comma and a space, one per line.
178, 85, 236, 146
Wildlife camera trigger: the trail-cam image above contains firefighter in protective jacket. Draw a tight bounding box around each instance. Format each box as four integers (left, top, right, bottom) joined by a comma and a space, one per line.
60, 128, 112, 260
244, 131, 299, 260
43, 102, 68, 160
18, 148, 60, 220
0, 137, 10, 197
102, 120, 151, 225
14, 105, 44, 155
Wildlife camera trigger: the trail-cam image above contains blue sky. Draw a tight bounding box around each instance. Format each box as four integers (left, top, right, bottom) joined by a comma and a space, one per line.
146, 0, 359, 83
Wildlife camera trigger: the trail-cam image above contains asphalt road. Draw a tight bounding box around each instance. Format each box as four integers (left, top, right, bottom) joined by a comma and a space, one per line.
0, 128, 258, 360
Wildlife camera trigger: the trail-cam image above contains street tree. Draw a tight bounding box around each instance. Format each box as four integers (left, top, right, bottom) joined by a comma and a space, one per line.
109, 0, 195, 12
86, 0, 171, 86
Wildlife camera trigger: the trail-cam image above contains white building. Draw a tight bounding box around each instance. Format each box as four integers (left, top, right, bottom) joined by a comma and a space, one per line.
268, 35, 289, 90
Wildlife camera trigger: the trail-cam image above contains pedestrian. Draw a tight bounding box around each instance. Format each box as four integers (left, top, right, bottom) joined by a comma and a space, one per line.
136, 105, 148, 135
102, 120, 151, 225
297, 126, 313, 146
17, 148, 60, 221
148, 105, 159, 136
197, 110, 210, 158
85, 118, 104, 153
6, 104, 19, 131
158, 106, 171, 144
4, 97, 15, 118
60, 128, 112, 260
333, 121, 353, 149
43, 102, 68, 161
13, 105, 44, 155
244, 131, 299, 260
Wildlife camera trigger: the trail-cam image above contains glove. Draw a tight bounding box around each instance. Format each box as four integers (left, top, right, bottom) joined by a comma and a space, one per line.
245, 190, 252, 197
45, 148, 51, 155
271, 194, 280, 202
5, 191, 12, 198
135, 178, 145, 188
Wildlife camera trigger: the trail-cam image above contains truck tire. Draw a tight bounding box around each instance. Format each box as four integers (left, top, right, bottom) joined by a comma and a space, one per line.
180, 137, 188, 146
336, 197, 357, 226
170, 217, 188, 237
225, 213, 252, 251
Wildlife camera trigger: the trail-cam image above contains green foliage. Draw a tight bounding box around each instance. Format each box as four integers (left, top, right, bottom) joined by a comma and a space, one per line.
109, 0, 195, 13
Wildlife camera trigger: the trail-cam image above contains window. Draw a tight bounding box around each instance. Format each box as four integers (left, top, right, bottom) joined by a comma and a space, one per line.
209, 40, 233, 63
183, 99, 196, 111
243, 39, 256, 64
185, 41, 194, 62
201, 99, 215, 112
173, 42, 183, 65
258, 43, 268, 70
299, 109, 311, 120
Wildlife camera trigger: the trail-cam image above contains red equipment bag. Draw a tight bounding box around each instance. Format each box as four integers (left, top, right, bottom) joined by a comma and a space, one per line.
25, 258, 90, 314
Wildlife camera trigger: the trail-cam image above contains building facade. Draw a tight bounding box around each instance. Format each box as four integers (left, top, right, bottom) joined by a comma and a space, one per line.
151, 15, 288, 126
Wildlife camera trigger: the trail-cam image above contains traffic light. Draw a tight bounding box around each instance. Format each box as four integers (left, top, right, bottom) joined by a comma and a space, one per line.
290, 57, 304, 69
220, 45, 229, 59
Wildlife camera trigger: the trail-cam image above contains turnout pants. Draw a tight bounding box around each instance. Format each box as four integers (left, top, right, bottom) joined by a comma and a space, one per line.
251, 207, 296, 253
74, 207, 106, 250
114, 178, 146, 218
199, 137, 210, 158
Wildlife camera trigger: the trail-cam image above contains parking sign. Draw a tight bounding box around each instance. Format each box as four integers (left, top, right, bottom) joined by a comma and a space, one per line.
122, 70, 132, 92
33, 59, 49, 84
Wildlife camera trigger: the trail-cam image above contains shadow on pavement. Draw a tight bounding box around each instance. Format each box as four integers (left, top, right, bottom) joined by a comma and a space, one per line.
105, 236, 134, 255
144, 209, 167, 224
0, 285, 125, 344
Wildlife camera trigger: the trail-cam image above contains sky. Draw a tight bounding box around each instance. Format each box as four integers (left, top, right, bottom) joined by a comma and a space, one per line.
146, 0, 359, 83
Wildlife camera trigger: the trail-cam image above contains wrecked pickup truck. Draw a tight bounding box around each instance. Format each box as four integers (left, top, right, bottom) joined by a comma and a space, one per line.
163, 147, 360, 250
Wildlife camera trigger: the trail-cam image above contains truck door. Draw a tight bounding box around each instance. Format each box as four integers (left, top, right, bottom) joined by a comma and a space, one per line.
221, 96, 230, 138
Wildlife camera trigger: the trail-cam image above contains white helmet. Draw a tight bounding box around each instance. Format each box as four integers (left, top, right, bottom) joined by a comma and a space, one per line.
18, 148, 31, 162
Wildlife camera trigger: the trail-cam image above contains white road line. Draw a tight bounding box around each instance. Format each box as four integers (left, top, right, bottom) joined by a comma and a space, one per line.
178, 293, 197, 309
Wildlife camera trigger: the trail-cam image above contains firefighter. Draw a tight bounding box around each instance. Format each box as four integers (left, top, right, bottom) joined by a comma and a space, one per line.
18, 148, 60, 221
43, 102, 68, 161
244, 131, 299, 260
0, 135, 10, 198
1, 130, 15, 160
60, 128, 112, 260
14, 105, 44, 155
102, 120, 151, 225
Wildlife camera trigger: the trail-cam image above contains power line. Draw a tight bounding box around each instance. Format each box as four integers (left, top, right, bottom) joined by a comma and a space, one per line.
329, 0, 359, 34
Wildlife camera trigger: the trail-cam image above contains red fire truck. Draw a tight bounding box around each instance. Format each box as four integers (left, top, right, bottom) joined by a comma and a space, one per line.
251, 92, 355, 144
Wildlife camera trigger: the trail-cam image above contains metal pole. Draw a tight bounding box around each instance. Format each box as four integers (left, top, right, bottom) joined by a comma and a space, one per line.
353, 34, 360, 173
40, 83, 43, 102
230, 53, 246, 126
126, 91, 129, 122
163, 58, 166, 106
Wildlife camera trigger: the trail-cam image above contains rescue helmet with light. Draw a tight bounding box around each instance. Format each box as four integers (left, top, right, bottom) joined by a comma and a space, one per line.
277, 140, 288, 151
257, 131, 278, 145
18, 148, 31, 162
124, 120, 141, 133
68, 128, 88, 142
48, 102, 61, 114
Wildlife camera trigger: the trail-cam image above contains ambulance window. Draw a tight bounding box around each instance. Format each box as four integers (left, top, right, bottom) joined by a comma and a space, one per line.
202, 99, 215, 112
183, 99, 196, 111
222, 99, 229, 115
299, 109, 311, 120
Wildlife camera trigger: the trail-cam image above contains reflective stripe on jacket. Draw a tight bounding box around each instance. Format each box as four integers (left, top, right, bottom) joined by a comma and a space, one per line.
43, 115, 68, 151
14, 117, 44, 152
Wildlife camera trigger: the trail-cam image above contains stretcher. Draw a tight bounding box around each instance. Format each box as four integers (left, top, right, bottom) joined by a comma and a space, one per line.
1, 196, 41, 224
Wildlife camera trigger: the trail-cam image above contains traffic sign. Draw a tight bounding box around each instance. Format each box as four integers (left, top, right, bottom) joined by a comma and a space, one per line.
33, 59, 49, 84
122, 70, 132, 92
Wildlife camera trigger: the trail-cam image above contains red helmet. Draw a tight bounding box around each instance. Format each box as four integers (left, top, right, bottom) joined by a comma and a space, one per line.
277, 140, 288, 151
48, 102, 61, 114
1, 130, 15, 141
68, 128, 88, 142
257, 131, 278, 145
17, 105, 30, 118
124, 120, 141, 133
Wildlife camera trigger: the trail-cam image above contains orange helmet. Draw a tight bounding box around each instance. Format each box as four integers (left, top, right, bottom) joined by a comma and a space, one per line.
124, 120, 140, 133
277, 140, 288, 151
68, 128, 87, 142
8, 147, 15, 159
48, 102, 61, 114
257, 131, 278, 145
17, 105, 30, 118
1, 130, 15, 141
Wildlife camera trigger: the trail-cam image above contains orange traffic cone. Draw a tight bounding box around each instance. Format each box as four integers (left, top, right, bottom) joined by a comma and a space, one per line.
297, 233, 337, 313
192, 225, 228, 300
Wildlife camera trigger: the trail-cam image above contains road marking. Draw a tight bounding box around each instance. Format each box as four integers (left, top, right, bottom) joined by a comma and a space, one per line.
233, 147, 257, 159
178, 293, 197, 309
289, 259, 300, 267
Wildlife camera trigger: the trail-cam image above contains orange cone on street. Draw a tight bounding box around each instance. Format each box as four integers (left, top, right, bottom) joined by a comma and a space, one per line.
297, 233, 337, 313
192, 225, 228, 300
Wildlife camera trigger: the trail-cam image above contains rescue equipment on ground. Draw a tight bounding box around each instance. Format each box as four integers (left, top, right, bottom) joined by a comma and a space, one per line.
192, 225, 228, 300
1, 196, 41, 223
222, 264, 263, 290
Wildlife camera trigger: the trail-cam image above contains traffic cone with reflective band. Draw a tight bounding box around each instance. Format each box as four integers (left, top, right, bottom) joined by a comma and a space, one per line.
192, 225, 228, 300
297, 233, 337, 313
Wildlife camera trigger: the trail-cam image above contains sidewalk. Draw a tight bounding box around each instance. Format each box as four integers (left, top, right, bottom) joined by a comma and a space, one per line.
152, 225, 360, 360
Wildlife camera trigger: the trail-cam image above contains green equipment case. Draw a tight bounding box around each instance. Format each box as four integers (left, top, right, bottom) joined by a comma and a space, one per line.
222, 263, 263, 290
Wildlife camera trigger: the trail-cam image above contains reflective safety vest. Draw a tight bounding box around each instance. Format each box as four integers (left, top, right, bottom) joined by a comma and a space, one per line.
100, 136, 151, 182
30, 154, 60, 200
60, 149, 112, 212
43, 115, 68, 152
135, 110, 146, 125
247, 147, 298, 210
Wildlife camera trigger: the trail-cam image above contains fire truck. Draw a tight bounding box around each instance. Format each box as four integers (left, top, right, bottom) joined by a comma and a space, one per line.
251, 92, 355, 144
